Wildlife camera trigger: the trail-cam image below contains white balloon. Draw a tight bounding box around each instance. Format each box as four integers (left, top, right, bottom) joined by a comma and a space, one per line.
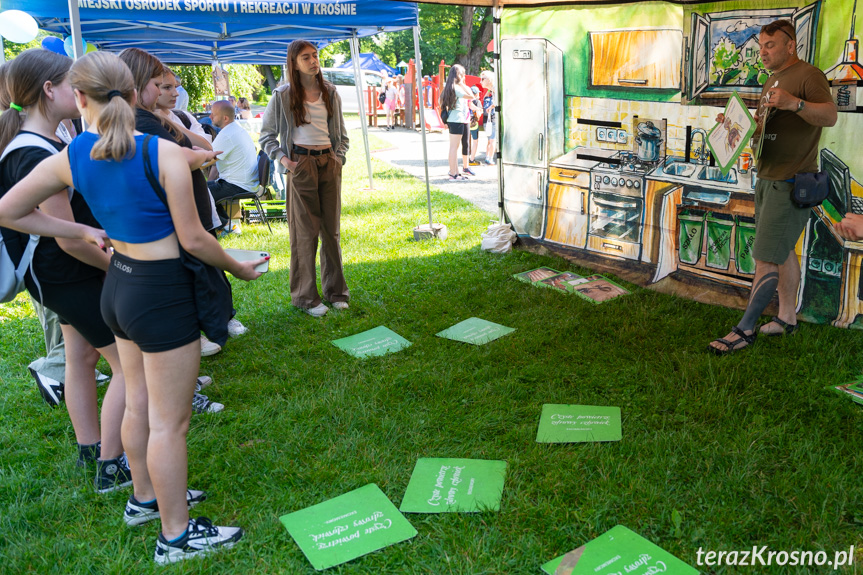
0, 10, 39, 44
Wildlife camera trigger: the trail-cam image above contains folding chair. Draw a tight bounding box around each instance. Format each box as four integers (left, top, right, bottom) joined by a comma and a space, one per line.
217, 150, 273, 234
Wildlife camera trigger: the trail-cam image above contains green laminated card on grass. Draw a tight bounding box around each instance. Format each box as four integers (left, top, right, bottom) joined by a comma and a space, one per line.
331, 326, 411, 358
513, 267, 560, 285
279, 483, 417, 571
536, 404, 621, 443
436, 317, 515, 345
399, 458, 507, 513
540, 525, 698, 575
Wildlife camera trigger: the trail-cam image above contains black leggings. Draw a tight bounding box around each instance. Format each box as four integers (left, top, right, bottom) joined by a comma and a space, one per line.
101, 252, 200, 353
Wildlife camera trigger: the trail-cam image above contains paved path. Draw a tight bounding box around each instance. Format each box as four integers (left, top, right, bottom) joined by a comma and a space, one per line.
356, 120, 500, 217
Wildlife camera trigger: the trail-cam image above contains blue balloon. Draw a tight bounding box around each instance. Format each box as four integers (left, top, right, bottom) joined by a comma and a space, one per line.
41, 36, 66, 56
63, 36, 87, 57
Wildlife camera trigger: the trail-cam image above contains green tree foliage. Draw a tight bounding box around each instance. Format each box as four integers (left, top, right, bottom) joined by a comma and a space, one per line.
3, 32, 59, 61
173, 65, 214, 112
710, 37, 742, 85
226, 64, 264, 101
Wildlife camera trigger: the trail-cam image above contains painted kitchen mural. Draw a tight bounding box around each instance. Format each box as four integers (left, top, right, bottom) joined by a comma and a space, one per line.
500, 0, 863, 328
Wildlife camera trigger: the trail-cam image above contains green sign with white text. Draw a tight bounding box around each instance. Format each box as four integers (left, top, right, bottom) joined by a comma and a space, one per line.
399, 458, 507, 513
331, 326, 411, 358
536, 404, 621, 443
436, 317, 515, 345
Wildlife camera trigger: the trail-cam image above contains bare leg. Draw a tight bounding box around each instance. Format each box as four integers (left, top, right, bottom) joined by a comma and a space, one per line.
709, 260, 779, 352
760, 250, 801, 334
93, 342, 126, 460
448, 133, 460, 176
116, 338, 154, 502
60, 325, 100, 444
143, 339, 199, 539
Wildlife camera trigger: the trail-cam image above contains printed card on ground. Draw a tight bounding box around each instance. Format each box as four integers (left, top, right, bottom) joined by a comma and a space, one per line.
571, 275, 630, 304
539, 272, 587, 293
513, 267, 560, 285
332, 326, 411, 358
399, 458, 507, 513
541, 525, 699, 575
436, 317, 515, 345
536, 404, 622, 443
279, 483, 417, 571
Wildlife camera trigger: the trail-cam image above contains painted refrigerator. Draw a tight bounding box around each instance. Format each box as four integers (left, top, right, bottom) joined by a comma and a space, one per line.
501, 38, 564, 238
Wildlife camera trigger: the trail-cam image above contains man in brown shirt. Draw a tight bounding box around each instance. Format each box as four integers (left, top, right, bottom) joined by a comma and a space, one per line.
710, 19, 837, 354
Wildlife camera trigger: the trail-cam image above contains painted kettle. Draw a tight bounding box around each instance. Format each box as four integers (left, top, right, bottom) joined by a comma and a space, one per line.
635, 121, 663, 162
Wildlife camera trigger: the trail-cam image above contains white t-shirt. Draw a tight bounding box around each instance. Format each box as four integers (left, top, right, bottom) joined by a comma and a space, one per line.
211, 121, 258, 192
293, 95, 330, 147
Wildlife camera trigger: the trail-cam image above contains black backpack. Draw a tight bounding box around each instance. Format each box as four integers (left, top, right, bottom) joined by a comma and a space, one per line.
378, 92, 386, 105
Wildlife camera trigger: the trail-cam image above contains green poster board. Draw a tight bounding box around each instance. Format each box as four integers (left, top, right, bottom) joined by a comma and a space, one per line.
706, 90, 756, 175
280, 483, 417, 571
570, 275, 630, 305
541, 525, 699, 575
436, 318, 516, 345
332, 326, 411, 358
399, 458, 507, 513
513, 267, 560, 286
536, 404, 622, 443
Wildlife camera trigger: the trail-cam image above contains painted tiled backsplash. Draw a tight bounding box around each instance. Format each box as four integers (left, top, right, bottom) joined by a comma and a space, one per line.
565, 96, 754, 160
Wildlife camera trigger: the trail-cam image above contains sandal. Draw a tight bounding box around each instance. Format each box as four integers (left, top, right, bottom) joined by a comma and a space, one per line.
708, 326, 756, 356
760, 316, 798, 336
448, 173, 466, 180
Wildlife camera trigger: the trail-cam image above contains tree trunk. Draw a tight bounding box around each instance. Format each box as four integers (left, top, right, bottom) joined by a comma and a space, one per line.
468, 9, 493, 75
456, 6, 475, 72
258, 65, 278, 92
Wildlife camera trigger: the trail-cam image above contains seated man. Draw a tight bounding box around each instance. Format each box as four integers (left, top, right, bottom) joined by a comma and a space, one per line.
207, 100, 259, 228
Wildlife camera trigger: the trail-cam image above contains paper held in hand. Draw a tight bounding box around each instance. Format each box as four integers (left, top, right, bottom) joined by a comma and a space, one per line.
279, 483, 417, 571
706, 90, 756, 175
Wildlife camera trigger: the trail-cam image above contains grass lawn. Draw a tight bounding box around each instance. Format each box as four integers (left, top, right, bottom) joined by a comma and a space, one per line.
2, 131, 863, 573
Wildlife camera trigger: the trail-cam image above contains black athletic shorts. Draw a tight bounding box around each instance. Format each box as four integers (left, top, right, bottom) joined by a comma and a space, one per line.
447, 122, 469, 155
101, 252, 200, 353
31, 276, 115, 349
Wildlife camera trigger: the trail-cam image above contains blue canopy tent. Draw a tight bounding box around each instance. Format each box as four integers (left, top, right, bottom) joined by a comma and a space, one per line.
337, 52, 399, 76
0, 0, 436, 207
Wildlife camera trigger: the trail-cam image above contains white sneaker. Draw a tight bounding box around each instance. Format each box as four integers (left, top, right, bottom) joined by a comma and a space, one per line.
154, 517, 243, 564
303, 303, 329, 317
332, 301, 349, 310
195, 376, 213, 393
227, 318, 247, 337
124, 489, 207, 527
200, 336, 221, 357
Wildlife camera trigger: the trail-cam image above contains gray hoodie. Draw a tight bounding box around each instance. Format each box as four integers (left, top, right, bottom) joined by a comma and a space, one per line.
259, 82, 350, 173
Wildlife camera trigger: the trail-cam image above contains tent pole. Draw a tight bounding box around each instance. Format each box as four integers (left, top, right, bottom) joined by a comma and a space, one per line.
413, 25, 433, 230
493, 0, 503, 224
349, 33, 374, 191
68, 0, 85, 59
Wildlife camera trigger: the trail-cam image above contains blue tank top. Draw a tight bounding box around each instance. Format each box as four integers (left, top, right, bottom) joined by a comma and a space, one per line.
68, 132, 174, 243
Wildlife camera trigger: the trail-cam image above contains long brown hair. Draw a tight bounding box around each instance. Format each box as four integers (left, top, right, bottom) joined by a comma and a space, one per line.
440, 64, 464, 112
67, 52, 137, 161
286, 40, 333, 126
0, 49, 72, 157
117, 47, 181, 141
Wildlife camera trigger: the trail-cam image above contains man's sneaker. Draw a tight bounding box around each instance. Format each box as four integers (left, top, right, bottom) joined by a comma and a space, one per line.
227, 318, 248, 337
94, 453, 133, 493
124, 489, 208, 526
192, 392, 224, 414
332, 301, 349, 310
463, 167, 477, 176
154, 517, 244, 565
303, 303, 329, 317
200, 335, 221, 357
195, 376, 213, 393
30, 368, 64, 407
76, 441, 101, 468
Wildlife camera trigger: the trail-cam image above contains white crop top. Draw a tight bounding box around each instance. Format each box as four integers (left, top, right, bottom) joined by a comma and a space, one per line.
293, 94, 330, 146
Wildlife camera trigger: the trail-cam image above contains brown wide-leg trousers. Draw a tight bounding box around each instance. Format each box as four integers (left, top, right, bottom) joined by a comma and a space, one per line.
287, 152, 350, 308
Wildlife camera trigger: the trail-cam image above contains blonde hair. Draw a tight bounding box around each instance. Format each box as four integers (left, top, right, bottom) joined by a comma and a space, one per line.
0, 49, 72, 157
67, 52, 137, 161
480, 70, 496, 93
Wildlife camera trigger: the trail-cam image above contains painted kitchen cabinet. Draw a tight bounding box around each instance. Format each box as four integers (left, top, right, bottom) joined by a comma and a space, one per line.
590, 29, 683, 89
503, 164, 547, 239
545, 166, 590, 248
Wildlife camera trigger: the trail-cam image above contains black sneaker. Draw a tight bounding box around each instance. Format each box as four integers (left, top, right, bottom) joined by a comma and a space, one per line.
30, 368, 64, 407
124, 489, 208, 526
94, 453, 133, 493
154, 517, 244, 565
192, 392, 224, 414
76, 441, 101, 468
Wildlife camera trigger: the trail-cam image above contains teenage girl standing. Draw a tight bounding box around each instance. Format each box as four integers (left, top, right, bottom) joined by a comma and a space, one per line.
259, 40, 350, 318
0, 48, 130, 492
441, 64, 473, 180
0, 52, 266, 564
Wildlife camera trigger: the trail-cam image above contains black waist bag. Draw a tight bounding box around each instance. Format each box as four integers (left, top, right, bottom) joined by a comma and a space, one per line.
792, 171, 829, 209
141, 135, 231, 346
